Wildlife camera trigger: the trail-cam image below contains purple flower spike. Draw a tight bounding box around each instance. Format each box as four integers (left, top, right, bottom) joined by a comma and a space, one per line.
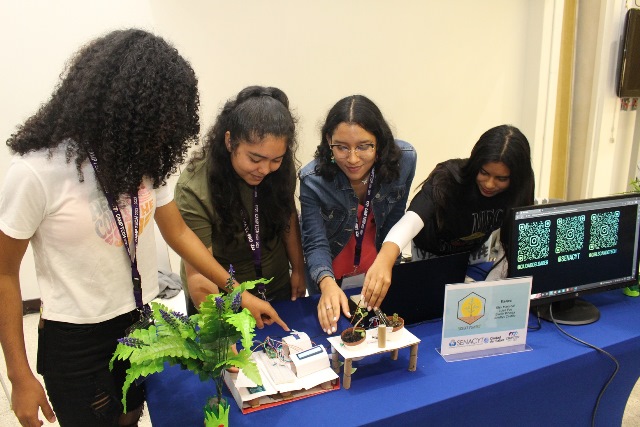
172, 311, 190, 325
231, 292, 242, 313
226, 264, 236, 289
215, 296, 225, 314
159, 309, 177, 328
117, 337, 145, 348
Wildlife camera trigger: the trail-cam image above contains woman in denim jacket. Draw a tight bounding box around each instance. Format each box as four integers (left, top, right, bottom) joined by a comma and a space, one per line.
299, 95, 416, 334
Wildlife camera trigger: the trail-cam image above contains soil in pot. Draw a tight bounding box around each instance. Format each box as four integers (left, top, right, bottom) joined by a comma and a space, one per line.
341, 327, 366, 346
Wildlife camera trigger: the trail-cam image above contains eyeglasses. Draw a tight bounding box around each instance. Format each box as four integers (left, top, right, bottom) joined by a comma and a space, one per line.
329, 143, 376, 159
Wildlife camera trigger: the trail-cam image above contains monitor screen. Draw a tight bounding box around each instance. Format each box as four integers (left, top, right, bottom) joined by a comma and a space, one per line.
506, 193, 640, 325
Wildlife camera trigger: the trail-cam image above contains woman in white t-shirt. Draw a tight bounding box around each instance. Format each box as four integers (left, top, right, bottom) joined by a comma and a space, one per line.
0, 29, 288, 427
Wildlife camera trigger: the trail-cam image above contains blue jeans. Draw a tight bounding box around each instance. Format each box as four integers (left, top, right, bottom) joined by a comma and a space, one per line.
37, 310, 145, 427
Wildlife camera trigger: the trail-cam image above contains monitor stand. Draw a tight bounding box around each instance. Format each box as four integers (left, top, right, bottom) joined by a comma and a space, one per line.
534, 298, 600, 325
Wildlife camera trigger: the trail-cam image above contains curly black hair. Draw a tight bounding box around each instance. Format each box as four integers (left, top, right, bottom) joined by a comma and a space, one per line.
6, 29, 200, 198
314, 95, 401, 185
188, 86, 298, 244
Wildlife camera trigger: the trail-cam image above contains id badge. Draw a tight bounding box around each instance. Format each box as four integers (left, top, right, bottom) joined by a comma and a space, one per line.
125, 305, 153, 335
341, 272, 365, 290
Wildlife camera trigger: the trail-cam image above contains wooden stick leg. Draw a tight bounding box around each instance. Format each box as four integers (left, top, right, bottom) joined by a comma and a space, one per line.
343, 358, 352, 389
331, 346, 340, 373
390, 349, 398, 360
408, 343, 418, 371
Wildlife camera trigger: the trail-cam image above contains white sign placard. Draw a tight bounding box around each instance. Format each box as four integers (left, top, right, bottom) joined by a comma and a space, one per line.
439, 277, 532, 361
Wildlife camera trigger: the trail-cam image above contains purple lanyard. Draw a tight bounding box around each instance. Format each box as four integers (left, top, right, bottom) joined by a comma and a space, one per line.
88, 152, 143, 309
240, 186, 266, 300
353, 168, 375, 269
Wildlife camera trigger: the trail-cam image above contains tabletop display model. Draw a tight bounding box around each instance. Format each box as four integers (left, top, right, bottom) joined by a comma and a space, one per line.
224, 331, 339, 413
328, 307, 420, 389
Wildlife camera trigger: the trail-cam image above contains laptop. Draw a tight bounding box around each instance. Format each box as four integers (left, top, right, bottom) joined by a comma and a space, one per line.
349, 251, 470, 325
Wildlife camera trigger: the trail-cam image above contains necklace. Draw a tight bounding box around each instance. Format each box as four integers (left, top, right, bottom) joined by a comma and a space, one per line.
362, 178, 369, 185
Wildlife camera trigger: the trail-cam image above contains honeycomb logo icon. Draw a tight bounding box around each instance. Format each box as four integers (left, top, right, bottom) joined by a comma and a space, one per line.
457, 292, 486, 325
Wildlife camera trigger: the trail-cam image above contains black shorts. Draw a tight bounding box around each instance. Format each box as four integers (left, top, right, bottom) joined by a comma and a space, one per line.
37, 310, 145, 427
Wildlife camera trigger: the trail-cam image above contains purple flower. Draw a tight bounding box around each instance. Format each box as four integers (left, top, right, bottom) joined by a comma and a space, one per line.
171, 311, 190, 325
231, 292, 242, 313
159, 309, 178, 328
117, 337, 145, 348
226, 264, 235, 289
215, 297, 225, 314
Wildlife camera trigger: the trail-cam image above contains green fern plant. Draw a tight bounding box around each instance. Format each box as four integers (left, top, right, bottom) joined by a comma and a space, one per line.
110, 268, 268, 425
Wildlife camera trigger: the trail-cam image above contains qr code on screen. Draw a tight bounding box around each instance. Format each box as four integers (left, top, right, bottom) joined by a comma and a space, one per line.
555, 215, 585, 254
588, 211, 619, 250
517, 220, 551, 263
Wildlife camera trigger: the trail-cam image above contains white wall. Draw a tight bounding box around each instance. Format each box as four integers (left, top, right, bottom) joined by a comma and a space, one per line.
1, 0, 550, 299
581, 0, 639, 198
566, 0, 640, 200
148, 1, 538, 172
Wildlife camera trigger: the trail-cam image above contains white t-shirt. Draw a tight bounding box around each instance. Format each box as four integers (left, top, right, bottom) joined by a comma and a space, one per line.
0, 147, 172, 323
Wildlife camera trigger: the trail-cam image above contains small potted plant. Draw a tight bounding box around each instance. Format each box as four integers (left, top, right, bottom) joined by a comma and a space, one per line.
110, 266, 266, 427
340, 306, 368, 347
386, 313, 404, 332
386, 312, 405, 341
373, 310, 404, 341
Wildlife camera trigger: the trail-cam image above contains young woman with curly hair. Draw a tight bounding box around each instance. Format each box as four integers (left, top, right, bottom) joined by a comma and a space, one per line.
363, 124, 535, 310
0, 30, 287, 427
175, 85, 305, 315
299, 95, 416, 334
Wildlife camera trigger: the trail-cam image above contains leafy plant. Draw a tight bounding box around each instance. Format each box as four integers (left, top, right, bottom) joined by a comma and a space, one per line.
341, 306, 368, 344
630, 178, 640, 193
351, 307, 368, 336
389, 313, 403, 328
110, 267, 268, 425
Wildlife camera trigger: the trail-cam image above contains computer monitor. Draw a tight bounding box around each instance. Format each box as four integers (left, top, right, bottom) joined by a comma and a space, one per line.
505, 193, 640, 325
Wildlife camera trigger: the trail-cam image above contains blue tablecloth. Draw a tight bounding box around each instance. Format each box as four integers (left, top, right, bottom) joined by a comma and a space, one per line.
145, 290, 640, 426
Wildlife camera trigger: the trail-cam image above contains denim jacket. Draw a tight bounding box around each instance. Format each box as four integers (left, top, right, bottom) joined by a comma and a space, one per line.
299, 139, 417, 294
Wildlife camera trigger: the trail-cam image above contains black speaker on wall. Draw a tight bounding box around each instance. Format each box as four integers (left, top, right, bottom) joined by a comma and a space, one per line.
618, 8, 640, 97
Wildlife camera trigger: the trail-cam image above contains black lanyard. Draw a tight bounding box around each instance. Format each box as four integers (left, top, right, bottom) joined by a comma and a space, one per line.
353, 168, 375, 270
88, 152, 143, 309
240, 186, 266, 300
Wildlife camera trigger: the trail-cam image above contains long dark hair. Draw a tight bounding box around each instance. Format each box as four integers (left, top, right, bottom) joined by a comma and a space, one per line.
7, 29, 200, 197
424, 124, 535, 231
314, 95, 401, 184
189, 86, 298, 244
